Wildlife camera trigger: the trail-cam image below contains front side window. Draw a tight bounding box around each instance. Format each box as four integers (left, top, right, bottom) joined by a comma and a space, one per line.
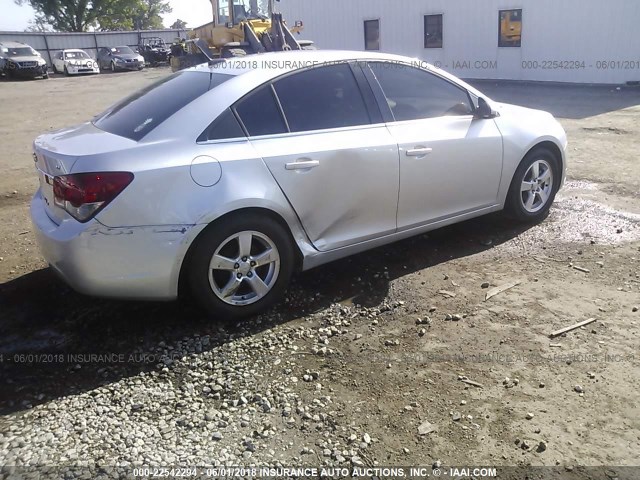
364, 19, 380, 51
424, 14, 443, 48
234, 85, 287, 137
499, 9, 522, 47
94, 71, 232, 141
273, 64, 370, 133
368, 62, 473, 121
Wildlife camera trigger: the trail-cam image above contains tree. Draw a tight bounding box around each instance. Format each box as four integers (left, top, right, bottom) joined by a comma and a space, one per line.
131, 0, 171, 30
170, 19, 187, 30
14, 0, 143, 32
24, 16, 52, 32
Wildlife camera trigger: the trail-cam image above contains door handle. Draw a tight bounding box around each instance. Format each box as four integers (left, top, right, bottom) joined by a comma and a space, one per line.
285, 160, 320, 170
406, 147, 433, 157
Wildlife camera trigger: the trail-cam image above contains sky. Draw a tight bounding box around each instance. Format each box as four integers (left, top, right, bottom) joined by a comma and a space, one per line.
0, 0, 214, 31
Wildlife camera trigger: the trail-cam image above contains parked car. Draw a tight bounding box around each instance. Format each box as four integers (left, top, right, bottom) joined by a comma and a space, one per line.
0, 41, 48, 79
138, 37, 171, 66
30, 50, 567, 319
52, 49, 99, 76
97, 46, 144, 72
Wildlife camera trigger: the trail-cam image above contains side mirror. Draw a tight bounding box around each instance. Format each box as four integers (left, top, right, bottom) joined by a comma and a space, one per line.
476, 97, 497, 119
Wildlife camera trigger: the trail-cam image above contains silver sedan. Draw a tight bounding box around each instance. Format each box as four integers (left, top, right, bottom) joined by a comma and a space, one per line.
30, 50, 567, 318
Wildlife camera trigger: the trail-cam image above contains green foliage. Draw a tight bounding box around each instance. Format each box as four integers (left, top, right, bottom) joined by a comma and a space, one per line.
14, 0, 172, 32
170, 19, 187, 30
132, 0, 172, 30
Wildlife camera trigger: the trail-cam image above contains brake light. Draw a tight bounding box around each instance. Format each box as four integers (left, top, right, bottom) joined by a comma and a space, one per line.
52, 172, 134, 222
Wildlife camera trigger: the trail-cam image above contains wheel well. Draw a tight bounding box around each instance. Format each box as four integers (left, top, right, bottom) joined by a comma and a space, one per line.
177, 207, 303, 298
526, 141, 563, 171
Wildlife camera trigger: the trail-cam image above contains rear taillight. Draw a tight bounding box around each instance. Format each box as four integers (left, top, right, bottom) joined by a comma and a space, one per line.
53, 172, 134, 222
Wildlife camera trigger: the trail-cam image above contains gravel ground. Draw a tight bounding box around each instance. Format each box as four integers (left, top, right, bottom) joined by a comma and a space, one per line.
0, 69, 639, 479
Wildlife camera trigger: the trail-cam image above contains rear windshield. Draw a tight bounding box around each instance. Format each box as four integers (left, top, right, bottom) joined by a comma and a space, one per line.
93, 71, 232, 141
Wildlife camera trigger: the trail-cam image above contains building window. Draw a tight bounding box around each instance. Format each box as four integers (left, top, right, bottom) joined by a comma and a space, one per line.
499, 9, 522, 47
364, 19, 380, 51
424, 14, 443, 48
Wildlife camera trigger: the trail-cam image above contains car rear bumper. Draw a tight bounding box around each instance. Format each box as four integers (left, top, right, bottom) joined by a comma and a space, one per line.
30, 189, 195, 301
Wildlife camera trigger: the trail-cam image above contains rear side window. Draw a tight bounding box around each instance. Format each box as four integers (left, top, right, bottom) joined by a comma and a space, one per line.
234, 85, 287, 137
93, 71, 232, 141
368, 62, 473, 121
273, 64, 370, 132
198, 108, 245, 142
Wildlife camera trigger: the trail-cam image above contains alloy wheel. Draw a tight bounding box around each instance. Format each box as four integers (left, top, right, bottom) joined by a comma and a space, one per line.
520, 159, 554, 213
208, 231, 280, 306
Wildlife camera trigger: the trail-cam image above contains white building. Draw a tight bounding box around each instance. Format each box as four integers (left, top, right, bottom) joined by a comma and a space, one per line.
278, 0, 640, 84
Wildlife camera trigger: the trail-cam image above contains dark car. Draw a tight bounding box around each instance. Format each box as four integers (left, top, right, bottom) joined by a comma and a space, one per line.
0, 41, 48, 79
138, 37, 171, 66
97, 46, 144, 72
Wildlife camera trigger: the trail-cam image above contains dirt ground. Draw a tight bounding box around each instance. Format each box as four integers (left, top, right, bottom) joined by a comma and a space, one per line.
0, 68, 639, 475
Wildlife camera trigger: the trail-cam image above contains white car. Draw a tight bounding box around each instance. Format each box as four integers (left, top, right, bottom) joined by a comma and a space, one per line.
31, 50, 567, 318
52, 49, 99, 76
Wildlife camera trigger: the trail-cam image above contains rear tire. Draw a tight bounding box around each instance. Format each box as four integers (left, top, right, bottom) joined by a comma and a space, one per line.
505, 147, 560, 222
187, 213, 294, 319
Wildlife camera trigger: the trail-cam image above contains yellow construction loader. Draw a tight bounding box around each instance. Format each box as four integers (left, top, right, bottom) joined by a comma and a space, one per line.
170, 0, 315, 71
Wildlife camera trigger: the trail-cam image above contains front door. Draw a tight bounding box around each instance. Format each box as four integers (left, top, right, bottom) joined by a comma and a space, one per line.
367, 62, 503, 230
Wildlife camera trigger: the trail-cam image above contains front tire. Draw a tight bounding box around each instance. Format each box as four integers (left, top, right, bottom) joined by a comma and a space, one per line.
111, 61, 116, 72
187, 214, 294, 319
63, 66, 69, 76
505, 147, 560, 222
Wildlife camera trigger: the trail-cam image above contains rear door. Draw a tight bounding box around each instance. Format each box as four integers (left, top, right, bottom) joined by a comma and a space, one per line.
237, 63, 400, 252
365, 62, 503, 230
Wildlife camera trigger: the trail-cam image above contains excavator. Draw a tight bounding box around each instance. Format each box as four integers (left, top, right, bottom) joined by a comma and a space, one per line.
170, 0, 315, 72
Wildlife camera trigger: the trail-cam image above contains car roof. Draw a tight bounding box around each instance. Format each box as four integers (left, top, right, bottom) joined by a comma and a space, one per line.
192, 49, 409, 75
189, 49, 486, 99
61, 49, 87, 53
0, 41, 31, 48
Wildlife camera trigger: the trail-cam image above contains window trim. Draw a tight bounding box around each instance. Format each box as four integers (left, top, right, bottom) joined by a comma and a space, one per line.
362, 61, 476, 123
498, 8, 523, 48
269, 83, 291, 133
424, 13, 444, 49
363, 19, 381, 51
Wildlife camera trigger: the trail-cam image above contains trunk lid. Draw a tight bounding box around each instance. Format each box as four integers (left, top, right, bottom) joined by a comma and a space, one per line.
33, 122, 137, 224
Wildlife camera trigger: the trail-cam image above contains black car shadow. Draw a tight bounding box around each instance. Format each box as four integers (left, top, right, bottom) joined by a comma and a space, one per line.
0, 211, 534, 415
